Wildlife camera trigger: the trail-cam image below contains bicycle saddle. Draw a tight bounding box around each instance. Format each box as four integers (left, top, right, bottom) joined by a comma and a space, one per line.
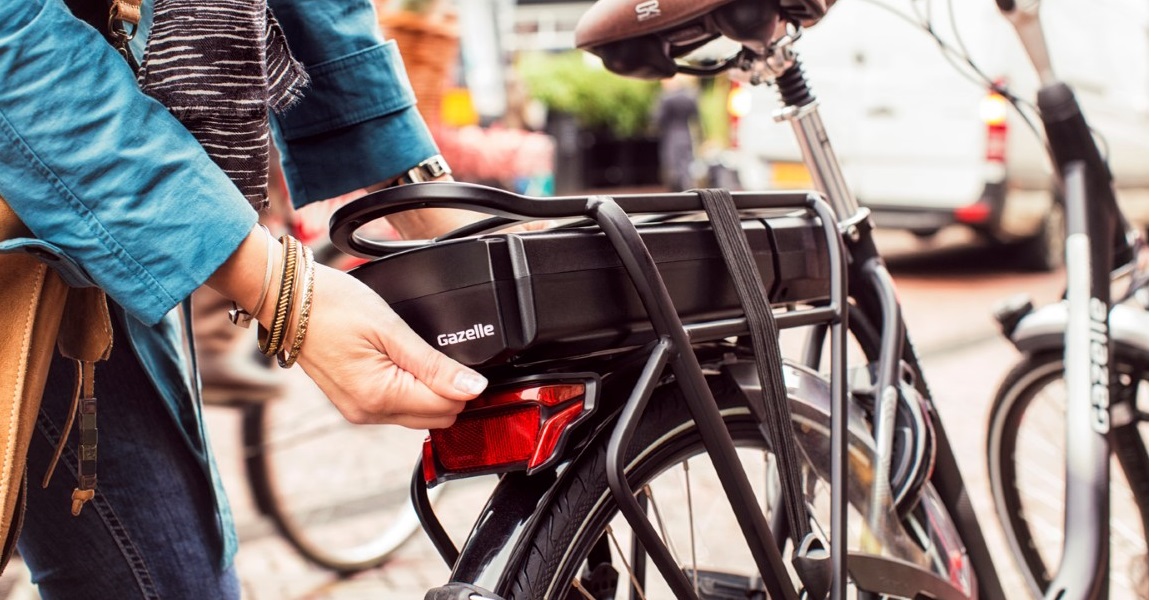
575, 0, 833, 79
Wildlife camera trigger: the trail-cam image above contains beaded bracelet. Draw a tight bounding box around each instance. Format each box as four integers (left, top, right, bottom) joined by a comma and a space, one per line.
278, 244, 315, 368
258, 235, 299, 357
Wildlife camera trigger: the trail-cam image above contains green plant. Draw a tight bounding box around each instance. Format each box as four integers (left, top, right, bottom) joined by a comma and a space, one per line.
516, 51, 659, 139
698, 77, 732, 146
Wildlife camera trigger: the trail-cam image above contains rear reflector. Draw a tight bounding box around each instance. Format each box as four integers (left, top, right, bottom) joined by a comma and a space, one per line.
423, 377, 597, 486
435, 405, 541, 471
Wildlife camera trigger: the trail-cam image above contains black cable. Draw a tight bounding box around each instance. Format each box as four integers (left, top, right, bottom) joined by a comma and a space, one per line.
856, 0, 1059, 167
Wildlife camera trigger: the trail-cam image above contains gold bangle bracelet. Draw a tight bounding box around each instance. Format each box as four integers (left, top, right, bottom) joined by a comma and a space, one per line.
258, 234, 299, 356
279, 244, 315, 368
276, 240, 307, 367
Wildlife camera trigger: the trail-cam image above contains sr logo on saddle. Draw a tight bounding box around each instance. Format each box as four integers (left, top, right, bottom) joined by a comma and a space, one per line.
635, 1, 661, 22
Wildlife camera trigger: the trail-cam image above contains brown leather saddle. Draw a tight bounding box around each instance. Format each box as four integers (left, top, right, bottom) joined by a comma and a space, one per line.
575, 0, 834, 78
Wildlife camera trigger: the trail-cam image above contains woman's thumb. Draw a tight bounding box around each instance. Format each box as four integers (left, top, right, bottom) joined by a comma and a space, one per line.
449, 367, 488, 398
386, 326, 488, 400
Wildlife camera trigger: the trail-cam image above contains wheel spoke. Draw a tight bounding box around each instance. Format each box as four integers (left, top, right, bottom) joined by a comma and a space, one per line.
607, 525, 648, 600
570, 576, 598, 600
643, 485, 682, 565
683, 460, 699, 594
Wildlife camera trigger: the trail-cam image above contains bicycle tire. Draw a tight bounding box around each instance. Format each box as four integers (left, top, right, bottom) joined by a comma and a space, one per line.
503, 372, 975, 599
241, 371, 438, 573
986, 350, 1149, 599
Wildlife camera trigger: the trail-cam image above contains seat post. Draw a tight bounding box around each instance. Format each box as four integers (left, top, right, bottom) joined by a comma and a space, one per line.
767, 55, 864, 228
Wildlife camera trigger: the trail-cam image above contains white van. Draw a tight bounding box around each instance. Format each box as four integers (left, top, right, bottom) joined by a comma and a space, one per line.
733, 0, 1149, 270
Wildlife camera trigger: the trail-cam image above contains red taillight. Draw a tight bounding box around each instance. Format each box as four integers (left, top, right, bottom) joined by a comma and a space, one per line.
422, 437, 436, 483
530, 401, 584, 468
954, 202, 992, 224
423, 380, 595, 486
986, 122, 1007, 163
981, 87, 1009, 163
435, 404, 540, 471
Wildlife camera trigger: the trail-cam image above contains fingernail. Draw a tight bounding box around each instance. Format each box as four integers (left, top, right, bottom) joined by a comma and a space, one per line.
453, 371, 487, 395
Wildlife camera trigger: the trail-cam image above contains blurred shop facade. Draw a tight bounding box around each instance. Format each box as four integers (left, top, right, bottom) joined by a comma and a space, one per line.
377, 0, 739, 195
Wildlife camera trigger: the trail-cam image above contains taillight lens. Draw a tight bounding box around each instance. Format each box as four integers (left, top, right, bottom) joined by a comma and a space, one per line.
954, 202, 992, 224
981, 89, 1009, 163
423, 377, 597, 487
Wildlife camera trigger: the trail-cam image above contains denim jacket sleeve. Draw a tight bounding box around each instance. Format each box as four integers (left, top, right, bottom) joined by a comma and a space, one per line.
0, 0, 257, 326
267, 0, 440, 208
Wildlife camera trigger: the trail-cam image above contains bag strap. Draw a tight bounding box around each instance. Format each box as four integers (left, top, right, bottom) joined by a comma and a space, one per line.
697, 188, 831, 599
52, 288, 113, 514
63, 0, 143, 68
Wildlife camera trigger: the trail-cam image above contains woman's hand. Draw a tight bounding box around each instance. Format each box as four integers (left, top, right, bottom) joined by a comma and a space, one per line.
209, 226, 485, 428
293, 262, 484, 428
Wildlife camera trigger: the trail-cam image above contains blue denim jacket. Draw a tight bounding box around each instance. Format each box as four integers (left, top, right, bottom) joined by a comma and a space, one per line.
0, 0, 439, 565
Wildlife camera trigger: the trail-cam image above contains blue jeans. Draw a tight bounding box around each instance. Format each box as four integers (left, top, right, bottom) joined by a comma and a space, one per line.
16, 311, 240, 600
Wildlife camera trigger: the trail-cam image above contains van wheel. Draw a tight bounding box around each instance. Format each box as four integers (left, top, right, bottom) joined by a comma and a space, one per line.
1017, 203, 1064, 272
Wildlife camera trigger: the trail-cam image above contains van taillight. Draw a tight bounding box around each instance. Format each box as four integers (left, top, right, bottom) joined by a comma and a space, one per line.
954, 202, 992, 224
422, 378, 597, 486
727, 80, 751, 148
981, 90, 1009, 163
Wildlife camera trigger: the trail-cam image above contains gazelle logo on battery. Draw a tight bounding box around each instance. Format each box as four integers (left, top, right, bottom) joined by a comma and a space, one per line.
635, 0, 660, 21
437, 323, 496, 347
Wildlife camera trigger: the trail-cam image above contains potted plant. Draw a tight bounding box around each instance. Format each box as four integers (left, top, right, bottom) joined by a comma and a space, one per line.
516, 51, 661, 191
378, 0, 459, 126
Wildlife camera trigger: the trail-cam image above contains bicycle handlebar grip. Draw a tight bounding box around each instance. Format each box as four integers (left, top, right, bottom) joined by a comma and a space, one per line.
1038, 84, 1111, 179
1038, 82, 1136, 268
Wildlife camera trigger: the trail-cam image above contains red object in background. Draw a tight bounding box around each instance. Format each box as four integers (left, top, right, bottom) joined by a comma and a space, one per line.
432, 124, 556, 193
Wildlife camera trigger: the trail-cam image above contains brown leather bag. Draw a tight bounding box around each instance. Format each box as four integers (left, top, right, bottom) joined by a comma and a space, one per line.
0, 0, 144, 572
0, 0, 143, 569
0, 197, 113, 570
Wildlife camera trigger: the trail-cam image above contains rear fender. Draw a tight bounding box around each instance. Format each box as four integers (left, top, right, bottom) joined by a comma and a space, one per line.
1010, 301, 1148, 355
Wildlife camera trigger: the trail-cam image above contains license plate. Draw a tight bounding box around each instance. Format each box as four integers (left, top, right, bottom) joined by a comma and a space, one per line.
769, 162, 813, 189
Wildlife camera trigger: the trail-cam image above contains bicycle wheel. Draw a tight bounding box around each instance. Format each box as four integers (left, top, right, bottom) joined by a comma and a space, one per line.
503, 369, 975, 599
242, 369, 438, 573
987, 350, 1150, 599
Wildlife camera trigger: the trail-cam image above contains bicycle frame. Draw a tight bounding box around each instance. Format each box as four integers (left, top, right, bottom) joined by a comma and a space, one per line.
995, 1, 1140, 596
758, 48, 1011, 600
